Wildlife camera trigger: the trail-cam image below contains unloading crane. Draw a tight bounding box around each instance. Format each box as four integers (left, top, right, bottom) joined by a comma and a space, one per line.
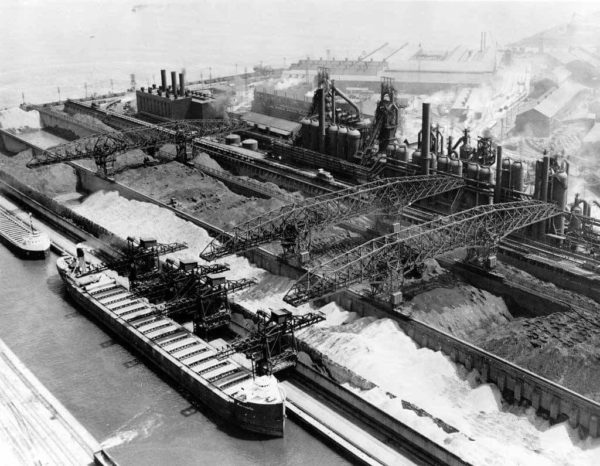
216, 309, 325, 376
26, 117, 248, 177
200, 175, 465, 261
383, 43, 408, 61
284, 201, 562, 306
131, 257, 255, 334
358, 42, 389, 61
76, 236, 187, 279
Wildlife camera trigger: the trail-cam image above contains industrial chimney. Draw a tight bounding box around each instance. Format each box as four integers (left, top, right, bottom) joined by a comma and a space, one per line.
160, 69, 167, 91
171, 71, 177, 97
179, 72, 185, 96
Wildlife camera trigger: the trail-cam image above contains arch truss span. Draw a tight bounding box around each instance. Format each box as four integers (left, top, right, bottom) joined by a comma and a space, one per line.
283, 201, 562, 306
200, 174, 465, 261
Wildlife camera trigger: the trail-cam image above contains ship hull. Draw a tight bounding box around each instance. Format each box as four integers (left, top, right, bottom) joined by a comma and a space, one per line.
0, 231, 50, 259
59, 268, 284, 437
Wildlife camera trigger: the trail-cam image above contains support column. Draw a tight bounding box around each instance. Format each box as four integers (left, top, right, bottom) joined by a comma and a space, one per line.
421, 103, 430, 175
494, 145, 503, 203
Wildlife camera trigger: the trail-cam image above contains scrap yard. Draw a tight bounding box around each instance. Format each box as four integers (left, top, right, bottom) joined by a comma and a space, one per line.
2, 2, 600, 465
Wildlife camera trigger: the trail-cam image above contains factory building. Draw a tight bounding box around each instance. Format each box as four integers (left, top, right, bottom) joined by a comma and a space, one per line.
136, 69, 225, 120
282, 40, 497, 94
514, 82, 588, 136
546, 47, 600, 86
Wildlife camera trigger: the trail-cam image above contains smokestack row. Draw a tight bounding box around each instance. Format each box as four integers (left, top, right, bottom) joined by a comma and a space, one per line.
156, 68, 186, 96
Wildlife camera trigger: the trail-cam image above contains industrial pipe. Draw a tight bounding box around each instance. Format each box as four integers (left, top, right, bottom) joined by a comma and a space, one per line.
179, 72, 185, 96
540, 156, 550, 202
494, 145, 503, 203
421, 103, 430, 175
160, 69, 167, 91
319, 87, 326, 153
537, 156, 551, 238
171, 71, 177, 97
331, 82, 361, 119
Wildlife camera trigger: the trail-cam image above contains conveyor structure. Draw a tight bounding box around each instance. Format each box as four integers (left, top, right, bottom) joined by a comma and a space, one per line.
77, 236, 187, 279
284, 201, 562, 305
131, 257, 256, 334
216, 309, 325, 376
26, 118, 248, 177
200, 175, 465, 260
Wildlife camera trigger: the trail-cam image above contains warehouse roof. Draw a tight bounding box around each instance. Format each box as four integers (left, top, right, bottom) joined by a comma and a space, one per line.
241, 112, 301, 136
532, 82, 587, 118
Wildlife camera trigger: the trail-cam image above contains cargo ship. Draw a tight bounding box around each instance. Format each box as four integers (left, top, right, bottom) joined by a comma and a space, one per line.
0, 205, 50, 259
56, 251, 286, 437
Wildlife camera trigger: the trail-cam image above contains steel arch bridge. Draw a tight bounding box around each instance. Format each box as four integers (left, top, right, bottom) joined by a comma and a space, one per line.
200, 174, 465, 261
26, 118, 247, 177
283, 200, 562, 306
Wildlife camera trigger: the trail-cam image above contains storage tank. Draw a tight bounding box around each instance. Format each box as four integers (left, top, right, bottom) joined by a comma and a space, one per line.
459, 142, 472, 161
326, 125, 338, 156
310, 120, 320, 151
437, 155, 449, 173
397, 144, 409, 162
552, 171, 568, 235
300, 118, 311, 149
552, 172, 568, 209
346, 129, 361, 161
501, 159, 512, 191
225, 134, 241, 146
510, 161, 525, 192
428, 151, 437, 172
569, 206, 582, 232
449, 158, 463, 176
478, 166, 493, 184
467, 162, 479, 180
242, 139, 258, 151
412, 149, 422, 173
337, 126, 348, 159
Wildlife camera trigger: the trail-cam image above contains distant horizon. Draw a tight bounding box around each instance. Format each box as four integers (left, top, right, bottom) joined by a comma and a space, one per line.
1, 0, 599, 107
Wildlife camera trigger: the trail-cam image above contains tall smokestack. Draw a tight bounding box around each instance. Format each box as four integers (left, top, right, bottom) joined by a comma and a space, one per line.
494, 145, 503, 203
179, 72, 185, 95
160, 69, 167, 91
421, 102, 431, 175
171, 71, 177, 97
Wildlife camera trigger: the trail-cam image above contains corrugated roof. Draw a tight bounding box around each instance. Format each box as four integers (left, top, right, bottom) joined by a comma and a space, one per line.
242, 112, 301, 135
533, 82, 587, 118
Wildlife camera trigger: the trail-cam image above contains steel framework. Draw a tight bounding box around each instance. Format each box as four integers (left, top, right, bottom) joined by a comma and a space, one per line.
284, 201, 562, 306
26, 118, 247, 177
216, 309, 325, 375
200, 175, 465, 260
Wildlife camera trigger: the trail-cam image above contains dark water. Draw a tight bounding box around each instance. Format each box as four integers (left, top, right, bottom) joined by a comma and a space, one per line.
0, 245, 349, 465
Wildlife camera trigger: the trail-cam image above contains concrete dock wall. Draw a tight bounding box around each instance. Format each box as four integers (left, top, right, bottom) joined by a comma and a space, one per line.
325, 288, 600, 438
0, 128, 45, 156
402, 318, 600, 437
294, 361, 470, 466
36, 106, 106, 138
500, 248, 600, 304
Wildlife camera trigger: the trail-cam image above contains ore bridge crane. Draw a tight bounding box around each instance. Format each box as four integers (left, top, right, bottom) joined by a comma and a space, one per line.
284, 201, 562, 306
26, 118, 248, 177
131, 257, 255, 335
216, 309, 325, 376
200, 174, 465, 261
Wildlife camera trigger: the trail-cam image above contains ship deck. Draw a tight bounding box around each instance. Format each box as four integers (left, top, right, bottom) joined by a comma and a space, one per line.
69, 264, 280, 405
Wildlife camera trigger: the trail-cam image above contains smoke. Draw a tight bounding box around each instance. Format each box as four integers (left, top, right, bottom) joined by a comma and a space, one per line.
274, 77, 303, 91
